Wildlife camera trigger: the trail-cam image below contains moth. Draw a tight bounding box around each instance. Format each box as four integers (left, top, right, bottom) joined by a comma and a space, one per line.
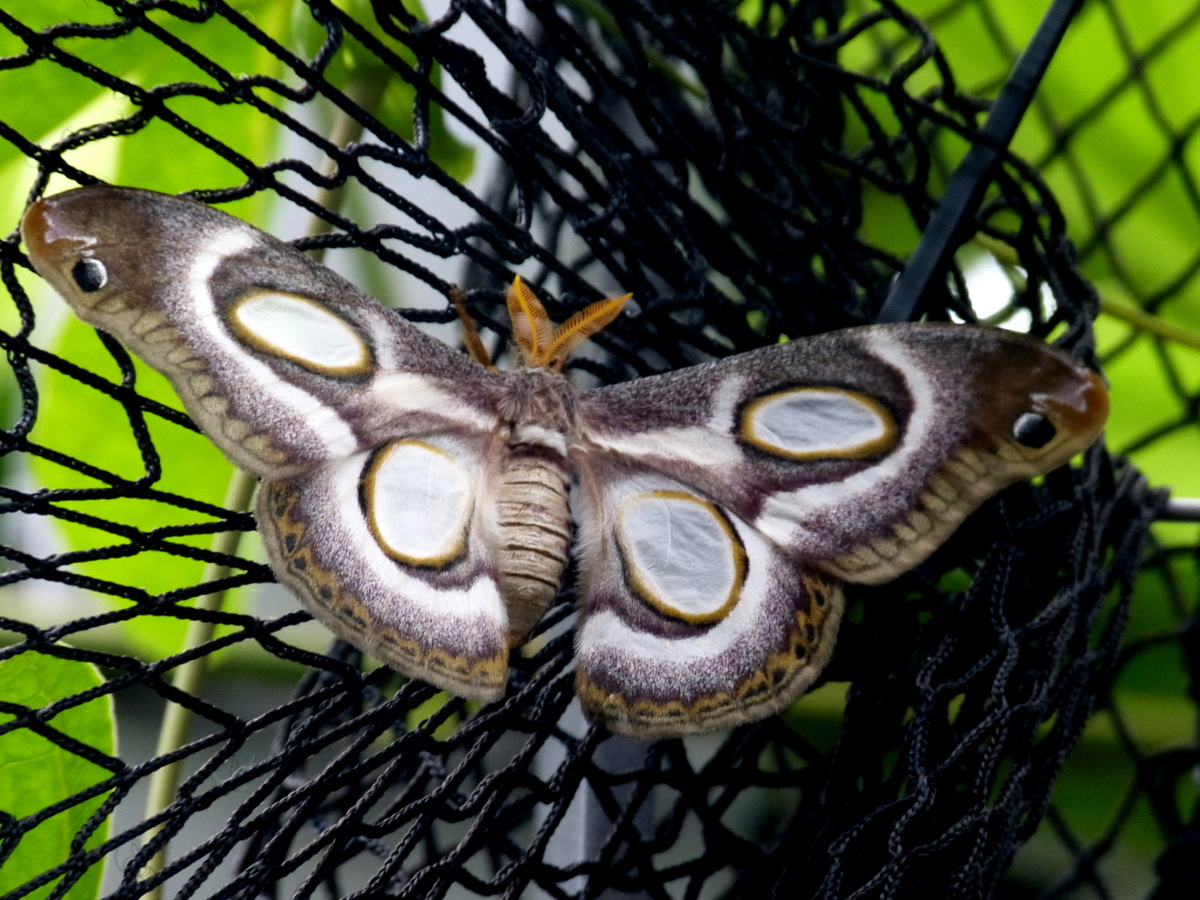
21, 186, 1109, 739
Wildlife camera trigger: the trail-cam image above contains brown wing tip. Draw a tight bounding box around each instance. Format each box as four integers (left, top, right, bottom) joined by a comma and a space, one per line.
19, 196, 56, 262
1051, 367, 1110, 444
20, 193, 107, 315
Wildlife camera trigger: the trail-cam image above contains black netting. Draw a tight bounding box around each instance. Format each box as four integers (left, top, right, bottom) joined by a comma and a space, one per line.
0, 1, 1187, 898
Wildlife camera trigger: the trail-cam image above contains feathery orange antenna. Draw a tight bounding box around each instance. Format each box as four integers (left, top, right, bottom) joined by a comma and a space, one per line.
540, 294, 629, 366
507, 276, 553, 363
506, 276, 630, 369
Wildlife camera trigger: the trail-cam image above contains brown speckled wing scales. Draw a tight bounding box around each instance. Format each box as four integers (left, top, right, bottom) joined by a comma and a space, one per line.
256, 431, 511, 699
571, 455, 844, 738
23, 185, 1111, 739
572, 324, 1108, 736
21, 186, 513, 699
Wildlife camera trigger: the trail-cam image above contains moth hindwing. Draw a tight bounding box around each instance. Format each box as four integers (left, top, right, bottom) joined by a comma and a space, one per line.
22, 186, 1109, 739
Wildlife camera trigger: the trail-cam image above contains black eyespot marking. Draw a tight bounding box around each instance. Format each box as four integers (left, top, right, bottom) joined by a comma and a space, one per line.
71, 258, 107, 293
1013, 412, 1057, 449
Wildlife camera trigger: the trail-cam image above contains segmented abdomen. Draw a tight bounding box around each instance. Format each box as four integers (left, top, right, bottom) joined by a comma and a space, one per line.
497, 453, 572, 644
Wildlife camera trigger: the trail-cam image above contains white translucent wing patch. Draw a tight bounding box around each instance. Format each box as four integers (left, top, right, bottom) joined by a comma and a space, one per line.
741, 387, 897, 459
363, 440, 473, 567
755, 334, 937, 549
579, 471, 785, 660
584, 522, 782, 659
229, 291, 371, 375
616, 491, 745, 624
184, 236, 362, 466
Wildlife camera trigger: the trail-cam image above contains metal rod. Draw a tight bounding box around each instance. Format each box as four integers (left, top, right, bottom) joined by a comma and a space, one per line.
876, 0, 1088, 324
1157, 497, 1200, 522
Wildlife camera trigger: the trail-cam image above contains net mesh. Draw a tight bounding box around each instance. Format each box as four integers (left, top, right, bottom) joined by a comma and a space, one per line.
0, 1, 1187, 898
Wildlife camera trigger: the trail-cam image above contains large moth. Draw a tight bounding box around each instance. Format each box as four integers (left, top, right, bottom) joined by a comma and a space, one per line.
21, 186, 1109, 739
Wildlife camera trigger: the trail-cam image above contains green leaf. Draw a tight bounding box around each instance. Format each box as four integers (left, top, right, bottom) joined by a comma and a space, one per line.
0, 651, 115, 900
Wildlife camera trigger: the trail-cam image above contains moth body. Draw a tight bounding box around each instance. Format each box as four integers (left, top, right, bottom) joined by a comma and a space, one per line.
22, 185, 1111, 740
492, 367, 577, 644
495, 448, 572, 644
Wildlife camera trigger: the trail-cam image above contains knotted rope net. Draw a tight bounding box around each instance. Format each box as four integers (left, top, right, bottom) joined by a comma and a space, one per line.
0, 1, 1188, 898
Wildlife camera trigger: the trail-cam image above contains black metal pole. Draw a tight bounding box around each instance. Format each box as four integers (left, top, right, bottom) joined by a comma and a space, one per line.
876, 0, 1089, 324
